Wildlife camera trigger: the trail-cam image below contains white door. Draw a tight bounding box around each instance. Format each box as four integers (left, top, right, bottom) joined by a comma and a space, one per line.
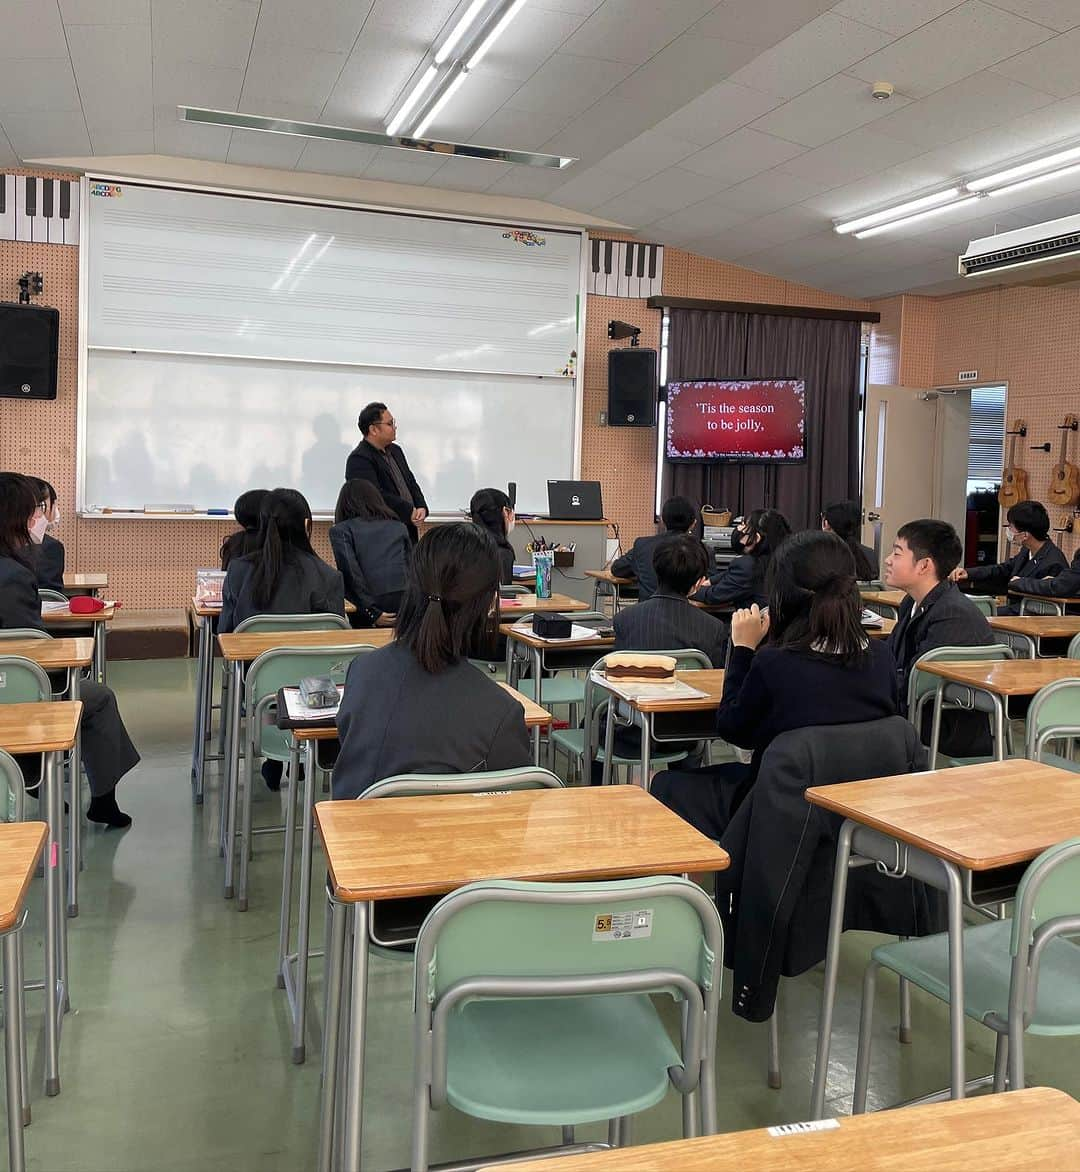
862, 385, 971, 564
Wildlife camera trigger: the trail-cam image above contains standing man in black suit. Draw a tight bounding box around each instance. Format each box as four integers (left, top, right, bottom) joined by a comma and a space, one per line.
344, 402, 428, 541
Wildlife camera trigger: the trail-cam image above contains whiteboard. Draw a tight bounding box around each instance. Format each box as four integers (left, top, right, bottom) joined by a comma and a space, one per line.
85, 182, 580, 376
82, 351, 576, 515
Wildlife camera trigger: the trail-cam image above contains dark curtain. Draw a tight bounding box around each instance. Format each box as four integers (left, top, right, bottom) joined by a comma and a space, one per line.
664, 308, 862, 531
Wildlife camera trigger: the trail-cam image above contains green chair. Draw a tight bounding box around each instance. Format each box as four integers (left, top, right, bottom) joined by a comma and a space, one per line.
852, 836, 1080, 1108
1069, 633, 1080, 660
967, 595, 997, 618
550, 649, 712, 786
36, 589, 67, 606
1019, 596, 1066, 616
410, 875, 723, 1171
0, 749, 28, 825
1026, 679, 1080, 773
909, 643, 1015, 766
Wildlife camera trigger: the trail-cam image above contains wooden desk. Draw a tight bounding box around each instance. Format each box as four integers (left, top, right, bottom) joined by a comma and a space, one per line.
41, 604, 113, 683
500, 592, 589, 616
61, 571, 106, 596
988, 614, 1080, 657
1012, 590, 1080, 616
217, 627, 394, 661
806, 759, 1080, 1117
584, 567, 636, 610
315, 785, 730, 1172
501, 620, 613, 712
918, 658, 1080, 762
0, 704, 81, 1100
860, 588, 905, 617
867, 617, 895, 639
499, 1088, 1080, 1172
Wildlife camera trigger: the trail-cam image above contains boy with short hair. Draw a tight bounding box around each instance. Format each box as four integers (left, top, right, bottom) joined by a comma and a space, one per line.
611, 494, 700, 602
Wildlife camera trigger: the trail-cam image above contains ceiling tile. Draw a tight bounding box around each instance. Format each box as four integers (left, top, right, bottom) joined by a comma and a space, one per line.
362, 146, 448, 182
691, 0, 838, 46
847, 0, 1054, 99
590, 189, 671, 226
472, 106, 573, 151
153, 102, 231, 160
296, 139, 380, 177
321, 25, 424, 127
61, 0, 149, 21
486, 164, 570, 197
422, 74, 523, 143
68, 23, 154, 132
504, 53, 636, 117
531, 0, 605, 14
0, 59, 81, 114
697, 204, 824, 257
749, 73, 913, 148
226, 132, 308, 168
153, 59, 244, 110
595, 129, 699, 179
0, 1, 69, 57
726, 12, 894, 100
710, 168, 831, 215
680, 127, 805, 182
471, 7, 586, 83
991, 28, 1080, 98
0, 129, 20, 167
647, 80, 782, 147
423, 155, 512, 192
151, 0, 259, 69
240, 45, 348, 111
365, 0, 460, 40
735, 228, 863, 273
647, 198, 751, 237
985, 0, 1080, 31
778, 126, 925, 186
559, 0, 719, 66
91, 128, 156, 153
252, 0, 375, 54
830, 0, 965, 36
3, 111, 92, 157
547, 164, 635, 209
620, 165, 728, 212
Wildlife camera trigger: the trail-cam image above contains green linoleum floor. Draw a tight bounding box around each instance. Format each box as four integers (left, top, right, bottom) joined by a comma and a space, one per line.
5, 657, 1079, 1171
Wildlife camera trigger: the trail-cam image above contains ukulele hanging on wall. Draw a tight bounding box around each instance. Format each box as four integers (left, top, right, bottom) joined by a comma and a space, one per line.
1049, 414, 1080, 507
998, 418, 1029, 509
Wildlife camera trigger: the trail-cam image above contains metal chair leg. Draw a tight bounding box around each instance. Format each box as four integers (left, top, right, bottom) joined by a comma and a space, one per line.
899, 974, 913, 1044
993, 1032, 1008, 1093
767, 1007, 781, 1089
852, 960, 879, 1114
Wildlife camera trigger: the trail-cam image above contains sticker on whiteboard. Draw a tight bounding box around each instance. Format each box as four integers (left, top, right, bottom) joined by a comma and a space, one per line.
592, 909, 652, 941
502, 229, 545, 247
767, 1119, 840, 1137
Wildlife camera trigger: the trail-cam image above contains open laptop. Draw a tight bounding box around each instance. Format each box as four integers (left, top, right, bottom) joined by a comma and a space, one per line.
547, 480, 604, 520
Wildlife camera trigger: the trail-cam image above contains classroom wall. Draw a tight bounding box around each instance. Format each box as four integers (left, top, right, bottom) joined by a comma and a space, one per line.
0, 166, 870, 609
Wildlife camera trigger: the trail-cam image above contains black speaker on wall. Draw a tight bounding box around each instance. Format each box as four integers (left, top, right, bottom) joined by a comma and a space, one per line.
0, 303, 60, 400
608, 347, 657, 427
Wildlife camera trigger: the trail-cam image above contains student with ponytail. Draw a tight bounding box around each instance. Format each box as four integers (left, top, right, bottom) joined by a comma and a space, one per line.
332, 523, 530, 799
469, 487, 515, 584
220, 488, 269, 571
652, 529, 897, 841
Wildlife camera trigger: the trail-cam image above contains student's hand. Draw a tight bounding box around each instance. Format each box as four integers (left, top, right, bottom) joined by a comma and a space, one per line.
691, 576, 710, 596
731, 604, 769, 650
412, 507, 428, 524
374, 612, 396, 628
949, 567, 967, 582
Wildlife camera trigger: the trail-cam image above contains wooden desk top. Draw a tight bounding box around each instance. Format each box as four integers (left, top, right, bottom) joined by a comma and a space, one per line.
860, 589, 905, 608
41, 604, 114, 624
918, 657, 1080, 696
599, 669, 726, 713
867, 617, 896, 639
806, 759, 1080, 870
315, 785, 730, 903
0, 637, 94, 669
497, 682, 553, 727
217, 627, 395, 661
0, 702, 83, 755
0, 823, 48, 932
62, 572, 106, 589
193, 599, 357, 617
1011, 590, 1080, 605
989, 615, 1080, 639
500, 593, 589, 615
500, 622, 614, 653
497, 1087, 1080, 1172
584, 568, 635, 585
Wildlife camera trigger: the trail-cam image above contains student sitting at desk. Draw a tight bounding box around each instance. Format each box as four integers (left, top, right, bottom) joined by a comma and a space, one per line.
28, 477, 64, 592
610, 494, 698, 602
219, 488, 268, 570
949, 500, 1067, 614
821, 499, 878, 580
652, 530, 896, 840
469, 487, 516, 585
0, 472, 140, 828
1009, 547, 1080, 612
885, 519, 995, 757
332, 523, 530, 800
691, 508, 790, 609
329, 479, 409, 627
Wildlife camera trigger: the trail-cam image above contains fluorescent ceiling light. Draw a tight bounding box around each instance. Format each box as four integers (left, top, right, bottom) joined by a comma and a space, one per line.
385, 64, 439, 137
853, 194, 982, 238
414, 69, 469, 139
435, 0, 489, 64
967, 144, 1080, 192
835, 187, 962, 234
984, 161, 1080, 199
468, 0, 528, 68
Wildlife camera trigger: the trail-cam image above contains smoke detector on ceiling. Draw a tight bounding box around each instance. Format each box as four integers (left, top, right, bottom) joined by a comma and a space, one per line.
871, 81, 894, 101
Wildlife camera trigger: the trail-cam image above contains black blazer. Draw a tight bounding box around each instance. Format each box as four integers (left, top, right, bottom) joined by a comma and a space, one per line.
218, 550, 345, 633
613, 590, 728, 668
856, 541, 879, 581
344, 439, 428, 537
1011, 549, 1080, 602
966, 539, 1068, 593
611, 532, 700, 602
0, 553, 47, 631
220, 527, 262, 571
332, 641, 531, 799
692, 553, 766, 608
29, 535, 65, 592
328, 518, 410, 621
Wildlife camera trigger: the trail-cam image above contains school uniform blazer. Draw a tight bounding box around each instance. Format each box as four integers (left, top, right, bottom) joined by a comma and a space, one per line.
691, 553, 766, 608
218, 550, 345, 634
1011, 549, 1080, 601
0, 553, 47, 629
29, 535, 65, 592
328, 517, 410, 620
331, 641, 532, 799
493, 535, 515, 586
611, 532, 691, 602
856, 541, 879, 581
613, 589, 729, 668
965, 539, 1068, 593
344, 439, 428, 535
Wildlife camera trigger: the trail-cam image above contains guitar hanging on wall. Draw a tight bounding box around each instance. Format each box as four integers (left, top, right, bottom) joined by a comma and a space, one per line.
1049, 413, 1080, 508
998, 418, 1029, 509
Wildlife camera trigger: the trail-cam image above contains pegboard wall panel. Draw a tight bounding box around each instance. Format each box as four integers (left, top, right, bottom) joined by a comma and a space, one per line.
898, 296, 937, 387
868, 296, 902, 385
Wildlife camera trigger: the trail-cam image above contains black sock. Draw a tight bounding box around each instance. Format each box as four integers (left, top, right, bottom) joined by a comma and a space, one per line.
87, 789, 132, 829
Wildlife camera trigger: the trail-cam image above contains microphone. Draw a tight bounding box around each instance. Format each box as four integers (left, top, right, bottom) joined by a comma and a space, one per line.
507, 481, 517, 509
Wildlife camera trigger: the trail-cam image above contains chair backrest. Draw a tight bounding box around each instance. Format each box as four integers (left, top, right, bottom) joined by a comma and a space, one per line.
966, 595, 997, 618
1070, 632, 1080, 660
235, 612, 349, 633
0, 656, 52, 704
37, 588, 67, 605
0, 749, 26, 823
0, 629, 50, 641
1010, 836, 1080, 956
363, 767, 563, 801
1026, 679, 1080, 761
907, 643, 1014, 716
1020, 597, 1063, 616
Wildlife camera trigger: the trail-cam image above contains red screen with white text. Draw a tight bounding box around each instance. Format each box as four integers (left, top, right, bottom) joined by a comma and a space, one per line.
665, 379, 806, 461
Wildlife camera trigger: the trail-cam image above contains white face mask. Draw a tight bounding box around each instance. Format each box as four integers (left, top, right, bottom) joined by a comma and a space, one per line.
29, 513, 48, 545
1005, 527, 1017, 544
48, 505, 61, 531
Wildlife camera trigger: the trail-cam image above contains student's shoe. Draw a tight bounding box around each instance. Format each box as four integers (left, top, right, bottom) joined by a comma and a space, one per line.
87, 790, 132, 829
262, 760, 284, 792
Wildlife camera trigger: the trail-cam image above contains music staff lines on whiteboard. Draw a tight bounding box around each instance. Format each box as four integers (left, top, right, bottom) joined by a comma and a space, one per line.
588, 239, 663, 298
0, 175, 80, 245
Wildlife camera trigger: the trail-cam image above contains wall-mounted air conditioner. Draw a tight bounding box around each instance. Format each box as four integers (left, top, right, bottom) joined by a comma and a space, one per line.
959, 212, 1080, 278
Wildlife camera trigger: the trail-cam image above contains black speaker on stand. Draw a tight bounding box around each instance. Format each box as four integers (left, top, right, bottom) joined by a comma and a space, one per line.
0, 302, 60, 400
608, 347, 657, 427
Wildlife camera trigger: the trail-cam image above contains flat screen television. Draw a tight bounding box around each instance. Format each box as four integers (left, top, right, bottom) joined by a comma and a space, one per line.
665, 378, 806, 462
